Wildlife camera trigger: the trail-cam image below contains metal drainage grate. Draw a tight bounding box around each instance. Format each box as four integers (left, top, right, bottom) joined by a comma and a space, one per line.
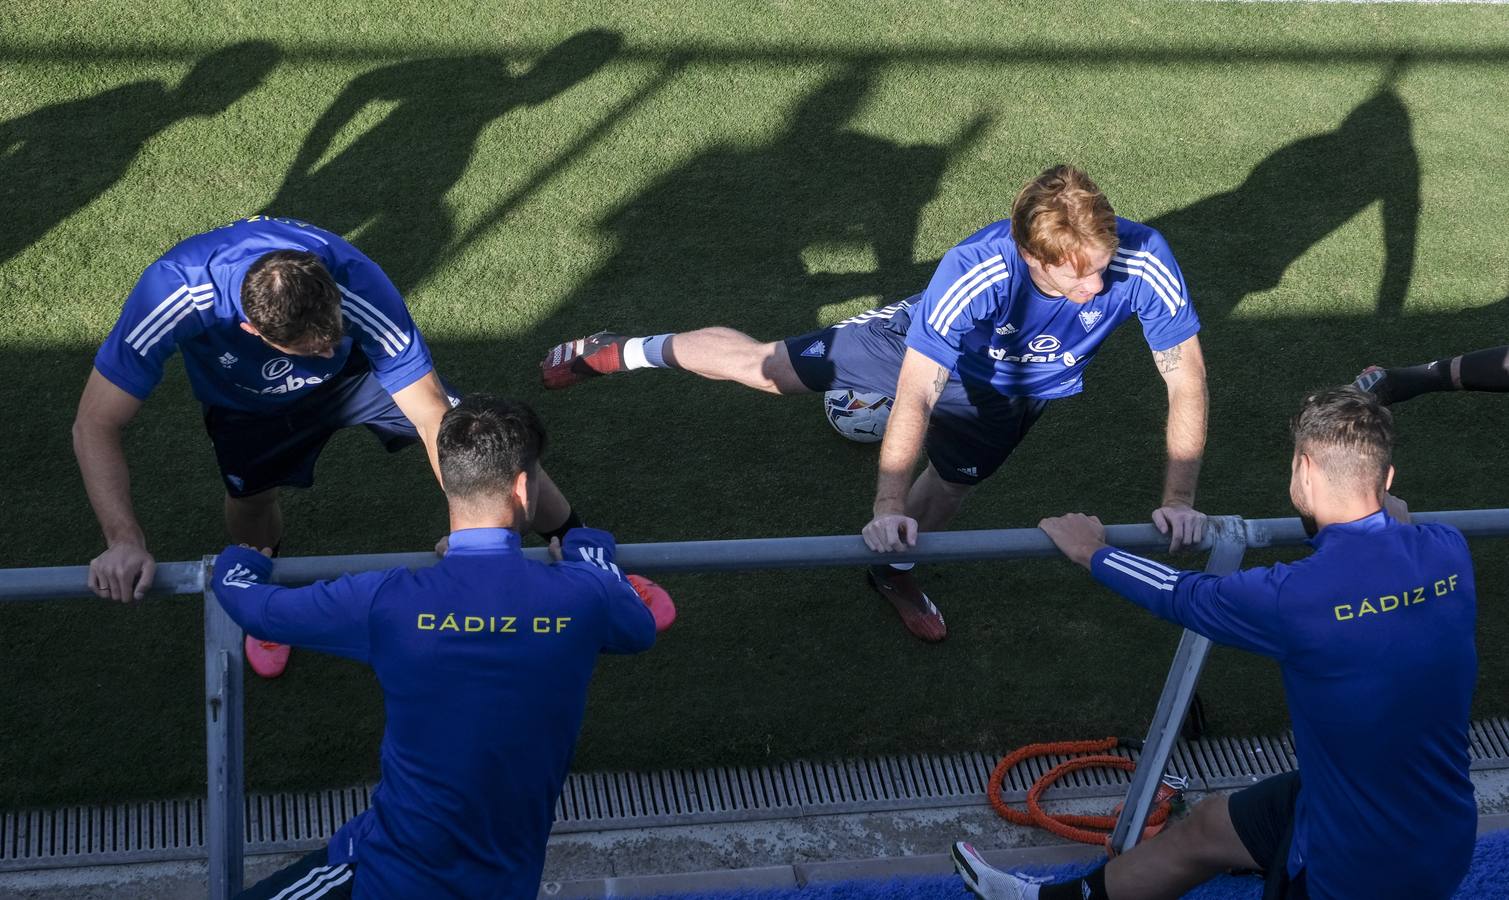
6, 718, 1509, 871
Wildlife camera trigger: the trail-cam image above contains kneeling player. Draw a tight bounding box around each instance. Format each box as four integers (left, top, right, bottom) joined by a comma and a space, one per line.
954, 387, 1476, 900
1354, 344, 1509, 405
217, 396, 659, 900
540, 165, 1209, 642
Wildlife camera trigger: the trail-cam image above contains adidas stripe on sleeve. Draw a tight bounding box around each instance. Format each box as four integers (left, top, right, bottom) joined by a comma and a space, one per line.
330, 243, 434, 396
1112, 230, 1200, 352
904, 245, 1010, 371
1090, 546, 1286, 659
94, 263, 215, 400
211, 544, 385, 663
559, 527, 655, 654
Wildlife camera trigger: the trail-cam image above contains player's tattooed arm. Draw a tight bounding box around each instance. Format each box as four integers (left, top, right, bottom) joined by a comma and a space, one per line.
1152, 344, 1183, 375
1153, 337, 1209, 551
930, 366, 950, 398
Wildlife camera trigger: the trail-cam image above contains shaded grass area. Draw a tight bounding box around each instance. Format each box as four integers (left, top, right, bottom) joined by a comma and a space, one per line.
3, 1, 1509, 807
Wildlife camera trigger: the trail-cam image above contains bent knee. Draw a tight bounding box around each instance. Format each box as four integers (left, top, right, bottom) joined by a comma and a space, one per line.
923, 465, 976, 497
227, 487, 280, 509
1174, 795, 1253, 869
762, 342, 810, 394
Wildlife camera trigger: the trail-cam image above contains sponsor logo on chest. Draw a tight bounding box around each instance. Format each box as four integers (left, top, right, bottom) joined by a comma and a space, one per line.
234, 355, 333, 396
987, 333, 1078, 366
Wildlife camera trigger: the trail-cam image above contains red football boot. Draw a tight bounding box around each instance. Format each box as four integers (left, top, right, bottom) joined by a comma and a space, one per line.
867, 567, 947, 642
627, 574, 677, 633
540, 332, 630, 389
245, 634, 291, 678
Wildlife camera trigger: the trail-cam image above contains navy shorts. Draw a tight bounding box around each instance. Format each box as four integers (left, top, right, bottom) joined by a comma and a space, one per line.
1228, 771, 1306, 900
204, 354, 458, 498
784, 298, 1049, 486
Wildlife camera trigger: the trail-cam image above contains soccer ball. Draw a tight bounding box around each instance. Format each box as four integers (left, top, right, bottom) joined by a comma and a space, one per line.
823, 390, 893, 443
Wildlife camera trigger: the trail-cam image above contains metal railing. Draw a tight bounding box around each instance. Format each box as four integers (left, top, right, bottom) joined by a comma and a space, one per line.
5, 508, 1508, 898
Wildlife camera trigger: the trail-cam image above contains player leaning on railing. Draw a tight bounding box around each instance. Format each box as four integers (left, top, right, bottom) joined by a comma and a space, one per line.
72, 217, 592, 678
954, 386, 1478, 900
539, 165, 1209, 643
213, 396, 660, 900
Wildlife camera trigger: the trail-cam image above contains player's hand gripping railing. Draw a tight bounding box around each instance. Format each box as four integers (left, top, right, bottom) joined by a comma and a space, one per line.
6, 509, 1509, 898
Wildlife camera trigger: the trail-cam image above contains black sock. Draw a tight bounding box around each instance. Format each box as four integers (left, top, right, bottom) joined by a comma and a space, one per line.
1457, 345, 1509, 393
1041, 865, 1109, 900
538, 509, 583, 543
1383, 360, 1454, 403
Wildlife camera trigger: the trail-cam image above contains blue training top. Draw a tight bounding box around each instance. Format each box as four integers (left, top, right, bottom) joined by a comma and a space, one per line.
95, 217, 433, 413
213, 527, 656, 900
905, 217, 1200, 399
1092, 511, 1476, 899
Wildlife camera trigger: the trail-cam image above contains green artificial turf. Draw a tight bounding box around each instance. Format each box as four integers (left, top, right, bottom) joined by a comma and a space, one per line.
3, 0, 1509, 808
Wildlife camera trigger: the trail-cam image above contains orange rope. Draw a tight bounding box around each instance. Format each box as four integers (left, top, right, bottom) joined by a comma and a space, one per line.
986, 737, 1179, 855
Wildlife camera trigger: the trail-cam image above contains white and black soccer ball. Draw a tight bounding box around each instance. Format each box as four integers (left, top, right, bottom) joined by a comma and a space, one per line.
823, 390, 893, 443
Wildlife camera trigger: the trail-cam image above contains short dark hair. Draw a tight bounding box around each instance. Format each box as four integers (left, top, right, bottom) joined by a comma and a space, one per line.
241, 250, 344, 350
437, 395, 547, 499
1290, 386, 1394, 493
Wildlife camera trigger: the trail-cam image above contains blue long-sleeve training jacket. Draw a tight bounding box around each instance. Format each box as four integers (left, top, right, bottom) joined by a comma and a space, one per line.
213, 526, 656, 899
1091, 510, 1476, 900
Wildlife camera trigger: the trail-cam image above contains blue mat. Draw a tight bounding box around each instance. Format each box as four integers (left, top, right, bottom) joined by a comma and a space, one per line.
642, 829, 1509, 899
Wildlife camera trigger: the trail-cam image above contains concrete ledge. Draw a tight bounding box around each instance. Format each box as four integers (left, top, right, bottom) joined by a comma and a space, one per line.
543, 844, 1104, 897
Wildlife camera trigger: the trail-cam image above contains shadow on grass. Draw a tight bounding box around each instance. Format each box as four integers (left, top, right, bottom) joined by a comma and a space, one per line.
1151, 63, 1420, 322
6, 50, 1508, 809
0, 41, 280, 267
265, 30, 623, 296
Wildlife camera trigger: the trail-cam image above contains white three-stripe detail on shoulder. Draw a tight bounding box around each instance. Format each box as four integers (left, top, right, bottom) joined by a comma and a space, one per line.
1111, 252, 1181, 300
1111, 251, 1184, 318
130, 283, 215, 355
937, 269, 1011, 334
1109, 262, 1177, 317
339, 286, 411, 350
1118, 249, 1182, 301
341, 301, 399, 357
927, 254, 1006, 332
124, 285, 189, 347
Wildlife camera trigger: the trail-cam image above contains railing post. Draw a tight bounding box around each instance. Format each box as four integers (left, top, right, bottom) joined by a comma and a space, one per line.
1108, 515, 1248, 854
203, 556, 245, 899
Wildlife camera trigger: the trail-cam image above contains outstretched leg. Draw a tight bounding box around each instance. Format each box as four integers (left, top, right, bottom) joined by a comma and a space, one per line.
540, 328, 811, 395
1355, 344, 1509, 405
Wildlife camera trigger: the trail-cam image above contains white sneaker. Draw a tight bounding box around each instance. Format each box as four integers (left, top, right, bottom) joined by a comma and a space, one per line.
951, 842, 1050, 900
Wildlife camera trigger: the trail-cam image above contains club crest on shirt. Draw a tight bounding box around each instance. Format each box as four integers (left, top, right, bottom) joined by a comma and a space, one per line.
218, 352, 238, 368
1078, 309, 1103, 332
